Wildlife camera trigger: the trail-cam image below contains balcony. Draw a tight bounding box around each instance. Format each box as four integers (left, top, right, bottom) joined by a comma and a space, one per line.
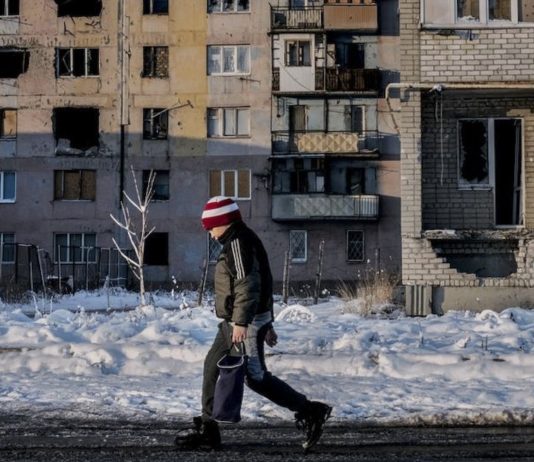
271, 7, 323, 31
323, 1, 378, 31
323, 68, 380, 92
272, 131, 380, 156
272, 194, 379, 221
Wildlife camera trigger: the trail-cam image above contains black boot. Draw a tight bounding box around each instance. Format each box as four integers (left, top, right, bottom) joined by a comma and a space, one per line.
175, 417, 221, 451
295, 401, 332, 452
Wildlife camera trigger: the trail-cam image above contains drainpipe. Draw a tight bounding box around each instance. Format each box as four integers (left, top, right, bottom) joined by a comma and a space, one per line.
385, 82, 534, 133
118, 0, 130, 206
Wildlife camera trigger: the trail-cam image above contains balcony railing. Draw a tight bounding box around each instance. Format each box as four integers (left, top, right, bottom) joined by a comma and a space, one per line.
323, 1, 378, 31
326, 68, 380, 92
271, 7, 323, 30
272, 194, 379, 221
272, 131, 380, 155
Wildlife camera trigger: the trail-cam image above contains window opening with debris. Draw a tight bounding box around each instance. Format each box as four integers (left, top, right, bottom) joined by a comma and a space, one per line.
335, 43, 365, 69
143, 108, 168, 140
208, 0, 250, 13
0, 0, 19, 16
54, 170, 96, 201
346, 230, 364, 262
56, 48, 99, 77
142, 47, 168, 78
143, 170, 169, 201
209, 169, 251, 199
55, 0, 102, 17
144, 232, 168, 265
0, 109, 16, 138
458, 118, 522, 226
53, 108, 99, 155
0, 48, 29, 78
289, 230, 307, 263
143, 0, 168, 14
0, 170, 15, 202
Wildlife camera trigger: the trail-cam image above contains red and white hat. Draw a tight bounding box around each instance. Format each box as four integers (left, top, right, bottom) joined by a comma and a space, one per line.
201, 196, 242, 230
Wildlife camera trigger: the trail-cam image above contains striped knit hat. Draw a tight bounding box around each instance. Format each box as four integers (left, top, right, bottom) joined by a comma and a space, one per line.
201, 196, 242, 230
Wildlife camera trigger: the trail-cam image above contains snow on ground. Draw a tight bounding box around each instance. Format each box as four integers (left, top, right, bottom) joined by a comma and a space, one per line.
1, 289, 534, 426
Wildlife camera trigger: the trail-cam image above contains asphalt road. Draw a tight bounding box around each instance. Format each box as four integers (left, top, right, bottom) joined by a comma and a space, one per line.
1, 415, 534, 461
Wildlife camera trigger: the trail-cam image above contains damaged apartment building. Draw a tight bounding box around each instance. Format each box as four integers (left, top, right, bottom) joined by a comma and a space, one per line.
400, 0, 534, 313
0, 0, 400, 291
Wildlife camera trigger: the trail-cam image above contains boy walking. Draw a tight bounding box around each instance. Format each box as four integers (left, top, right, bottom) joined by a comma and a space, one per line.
176, 196, 331, 451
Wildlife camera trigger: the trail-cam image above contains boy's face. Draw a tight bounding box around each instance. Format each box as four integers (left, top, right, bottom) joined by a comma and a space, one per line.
209, 224, 230, 240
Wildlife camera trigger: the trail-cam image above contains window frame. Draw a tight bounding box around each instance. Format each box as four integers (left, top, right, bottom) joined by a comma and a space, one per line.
54, 233, 97, 264
143, 108, 169, 140
0, 232, 15, 264
143, 169, 170, 201
0, 170, 16, 203
209, 169, 251, 200
207, 0, 250, 13
422, 0, 529, 27
56, 48, 99, 78
289, 230, 307, 263
54, 169, 96, 201
207, 45, 251, 76
207, 107, 250, 138
0, 108, 17, 139
285, 40, 311, 67
143, 0, 169, 15
346, 230, 364, 263
0, 0, 19, 16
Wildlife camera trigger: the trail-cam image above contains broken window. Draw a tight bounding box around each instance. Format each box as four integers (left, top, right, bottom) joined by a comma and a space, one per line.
207, 45, 250, 75
53, 108, 99, 155
143, 108, 168, 140
0, 109, 16, 138
55, 233, 96, 263
207, 234, 222, 263
208, 0, 250, 13
0, 170, 15, 202
143, 170, 169, 201
143, 46, 168, 78
286, 40, 311, 67
209, 169, 251, 199
56, 48, 99, 77
0, 0, 19, 16
346, 230, 364, 262
56, 0, 102, 17
457, 0, 480, 21
289, 105, 307, 132
0, 233, 15, 263
54, 170, 96, 201
458, 119, 489, 186
458, 118, 522, 225
289, 230, 307, 263
272, 158, 325, 194
144, 232, 168, 265
207, 107, 250, 137
335, 43, 365, 69
143, 0, 168, 14
0, 48, 29, 78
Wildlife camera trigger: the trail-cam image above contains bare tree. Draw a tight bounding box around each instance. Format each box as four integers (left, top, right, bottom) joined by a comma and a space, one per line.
110, 167, 156, 307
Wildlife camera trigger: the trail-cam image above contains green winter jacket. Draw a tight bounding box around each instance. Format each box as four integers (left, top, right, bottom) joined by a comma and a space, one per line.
214, 221, 274, 326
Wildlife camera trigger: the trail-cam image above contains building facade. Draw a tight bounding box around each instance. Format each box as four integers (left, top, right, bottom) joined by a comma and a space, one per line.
400, 0, 534, 313
0, 0, 400, 292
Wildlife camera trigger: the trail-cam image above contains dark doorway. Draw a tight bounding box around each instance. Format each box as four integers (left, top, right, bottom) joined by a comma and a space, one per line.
495, 119, 522, 226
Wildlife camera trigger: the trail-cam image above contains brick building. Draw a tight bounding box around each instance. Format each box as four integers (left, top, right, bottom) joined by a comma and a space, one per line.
399, 0, 534, 313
